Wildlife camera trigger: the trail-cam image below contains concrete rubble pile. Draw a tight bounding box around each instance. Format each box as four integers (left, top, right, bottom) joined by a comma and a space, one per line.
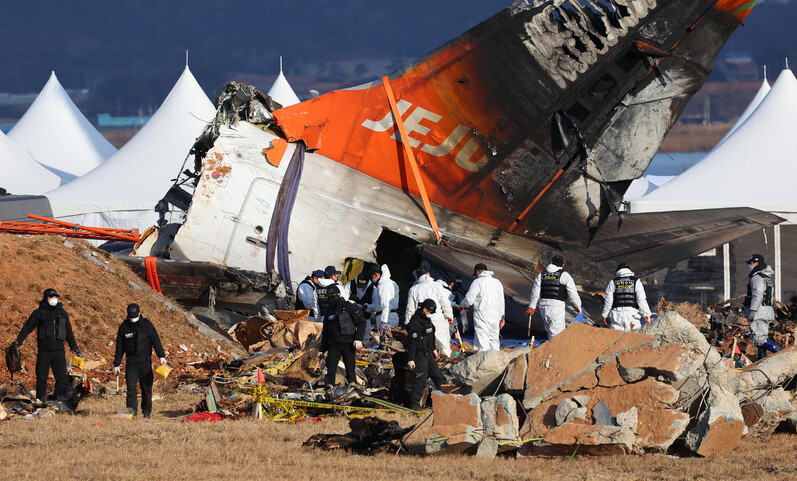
427, 311, 797, 458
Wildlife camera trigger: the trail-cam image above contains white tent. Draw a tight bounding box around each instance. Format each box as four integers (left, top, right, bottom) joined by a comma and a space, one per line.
622, 175, 675, 203
44, 66, 215, 232
630, 68, 797, 222
716, 75, 771, 146
7, 72, 116, 181
0, 129, 62, 195
267, 60, 301, 107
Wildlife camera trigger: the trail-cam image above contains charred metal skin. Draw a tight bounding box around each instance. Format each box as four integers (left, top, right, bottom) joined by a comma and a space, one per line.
143, 1, 769, 325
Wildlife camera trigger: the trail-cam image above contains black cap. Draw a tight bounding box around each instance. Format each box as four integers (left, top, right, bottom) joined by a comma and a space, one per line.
746, 254, 765, 264
419, 298, 437, 313
311, 269, 324, 278
369, 264, 382, 276
473, 262, 488, 275
616, 263, 629, 272
551, 255, 565, 267
127, 303, 140, 318
43, 288, 59, 298
324, 265, 342, 277
356, 272, 369, 285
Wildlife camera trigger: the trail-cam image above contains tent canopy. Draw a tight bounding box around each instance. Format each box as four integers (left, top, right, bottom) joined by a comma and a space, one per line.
267, 62, 301, 108
0, 130, 61, 195
7, 72, 116, 180
631, 68, 797, 222
44, 66, 215, 230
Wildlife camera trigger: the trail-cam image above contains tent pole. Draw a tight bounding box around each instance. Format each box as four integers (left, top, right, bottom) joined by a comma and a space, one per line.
723, 243, 730, 301
775, 224, 782, 301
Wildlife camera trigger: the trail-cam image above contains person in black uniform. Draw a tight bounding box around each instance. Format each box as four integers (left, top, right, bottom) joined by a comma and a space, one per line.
112, 303, 166, 418
317, 279, 366, 387
15, 288, 82, 404
406, 298, 446, 410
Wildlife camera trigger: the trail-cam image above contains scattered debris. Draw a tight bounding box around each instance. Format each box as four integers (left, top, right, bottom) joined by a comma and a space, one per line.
303, 416, 414, 454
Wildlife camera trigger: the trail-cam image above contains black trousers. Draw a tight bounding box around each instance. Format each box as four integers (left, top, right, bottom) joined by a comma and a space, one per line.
325, 342, 356, 385
35, 349, 68, 402
126, 361, 154, 416
410, 352, 445, 408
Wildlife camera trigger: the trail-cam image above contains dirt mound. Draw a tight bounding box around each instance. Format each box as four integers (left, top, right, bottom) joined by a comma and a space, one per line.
0, 234, 222, 384
656, 298, 709, 330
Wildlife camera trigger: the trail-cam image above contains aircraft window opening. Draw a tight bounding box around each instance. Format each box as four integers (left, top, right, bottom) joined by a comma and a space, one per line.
254, 225, 264, 234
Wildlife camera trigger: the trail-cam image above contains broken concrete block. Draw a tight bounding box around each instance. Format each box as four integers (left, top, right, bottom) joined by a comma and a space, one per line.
503, 351, 528, 395
737, 348, 797, 404
616, 344, 703, 385
555, 398, 578, 426
0, 403, 7, 421
421, 423, 480, 455
524, 379, 688, 452
561, 370, 598, 392
522, 323, 654, 409
572, 395, 590, 407
596, 358, 625, 387
475, 438, 499, 459
481, 394, 520, 444
742, 387, 793, 437
431, 391, 481, 428
616, 407, 638, 432
592, 400, 614, 426
525, 424, 637, 456
685, 411, 745, 457
451, 348, 529, 395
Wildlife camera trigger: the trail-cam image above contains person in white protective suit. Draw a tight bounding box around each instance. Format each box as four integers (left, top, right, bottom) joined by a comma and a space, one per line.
405, 267, 455, 356
296, 269, 323, 321
601, 263, 651, 331
525, 255, 582, 339
365, 264, 399, 334
460, 263, 505, 351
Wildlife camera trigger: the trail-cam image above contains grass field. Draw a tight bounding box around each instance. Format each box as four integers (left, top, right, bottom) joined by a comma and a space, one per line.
1, 393, 797, 480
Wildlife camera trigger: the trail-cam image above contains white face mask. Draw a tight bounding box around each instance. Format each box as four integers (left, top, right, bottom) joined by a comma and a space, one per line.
130, 316, 140, 323
48, 298, 58, 307
749, 264, 755, 272
425, 312, 433, 319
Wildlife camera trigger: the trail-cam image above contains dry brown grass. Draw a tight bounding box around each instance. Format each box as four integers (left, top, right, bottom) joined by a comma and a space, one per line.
1, 393, 796, 480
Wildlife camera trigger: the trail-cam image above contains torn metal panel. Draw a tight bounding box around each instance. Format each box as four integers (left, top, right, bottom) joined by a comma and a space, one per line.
272, 1, 752, 247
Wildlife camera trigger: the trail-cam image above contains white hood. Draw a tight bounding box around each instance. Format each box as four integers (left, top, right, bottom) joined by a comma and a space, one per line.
416, 273, 435, 284
615, 267, 635, 278
317, 278, 336, 287
546, 264, 563, 273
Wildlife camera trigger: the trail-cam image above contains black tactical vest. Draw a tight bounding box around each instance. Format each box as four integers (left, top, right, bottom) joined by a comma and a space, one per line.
295, 278, 315, 310
744, 272, 773, 307
613, 277, 638, 308
316, 284, 340, 318
540, 270, 567, 301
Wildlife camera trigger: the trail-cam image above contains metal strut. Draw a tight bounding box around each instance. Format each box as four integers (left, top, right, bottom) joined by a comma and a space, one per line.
382, 76, 441, 242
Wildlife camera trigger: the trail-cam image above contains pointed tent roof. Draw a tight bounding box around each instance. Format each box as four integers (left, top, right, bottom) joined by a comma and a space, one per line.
631, 68, 797, 221
7, 71, 116, 180
716, 75, 771, 146
267, 60, 301, 108
0, 130, 61, 195
45, 66, 215, 224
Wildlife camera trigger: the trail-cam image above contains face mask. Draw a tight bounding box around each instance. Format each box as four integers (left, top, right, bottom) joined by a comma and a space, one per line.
425, 312, 433, 319
749, 264, 755, 272
48, 298, 58, 307
130, 316, 140, 323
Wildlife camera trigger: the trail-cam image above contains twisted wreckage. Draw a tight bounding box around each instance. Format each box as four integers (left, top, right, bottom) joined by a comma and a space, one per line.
123, 0, 775, 326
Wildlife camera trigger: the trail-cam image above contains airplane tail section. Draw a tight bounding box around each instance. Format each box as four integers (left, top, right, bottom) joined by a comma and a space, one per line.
274, 1, 755, 246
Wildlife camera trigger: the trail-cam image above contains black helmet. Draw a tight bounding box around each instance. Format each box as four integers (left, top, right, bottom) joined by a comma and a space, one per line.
127, 303, 141, 319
